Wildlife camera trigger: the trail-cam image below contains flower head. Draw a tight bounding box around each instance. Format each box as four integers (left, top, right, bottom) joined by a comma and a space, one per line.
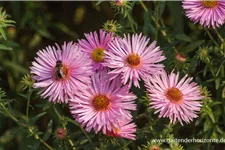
103, 20, 122, 35
30, 42, 93, 103
78, 29, 114, 71
69, 70, 136, 134
182, 0, 225, 28
104, 33, 166, 88
21, 74, 35, 90
145, 70, 203, 125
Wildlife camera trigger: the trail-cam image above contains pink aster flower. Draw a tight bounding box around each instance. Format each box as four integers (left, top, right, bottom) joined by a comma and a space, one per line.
145, 70, 203, 125
104, 118, 136, 140
182, 0, 225, 28
104, 33, 166, 88
78, 29, 114, 71
30, 42, 93, 103
69, 70, 136, 134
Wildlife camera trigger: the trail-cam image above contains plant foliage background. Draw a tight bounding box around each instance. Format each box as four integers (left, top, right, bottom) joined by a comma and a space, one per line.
0, 1, 225, 150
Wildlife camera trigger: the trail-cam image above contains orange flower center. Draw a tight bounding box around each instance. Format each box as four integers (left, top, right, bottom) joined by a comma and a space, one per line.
91, 47, 105, 62
93, 94, 110, 111
54, 60, 70, 80
106, 125, 120, 137
202, 1, 218, 8
166, 87, 183, 103
126, 53, 140, 67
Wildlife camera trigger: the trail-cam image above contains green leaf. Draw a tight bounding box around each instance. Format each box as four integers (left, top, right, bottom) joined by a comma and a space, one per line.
0, 44, 12, 50
209, 101, 222, 107
3, 60, 28, 74
215, 78, 220, 90
3, 20, 16, 24
167, 2, 184, 33
35, 101, 53, 111
206, 106, 215, 123
17, 93, 27, 99
30, 23, 54, 40
28, 112, 47, 125
0, 28, 7, 40
143, 11, 155, 35
182, 40, 205, 53
95, 1, 103, 6
174, 33, 192, 42
0, 24, 15, 28
42, 119, 53, 141
159, 1, 166, 18
54, 23, 78, 39
222, 87, 225, 98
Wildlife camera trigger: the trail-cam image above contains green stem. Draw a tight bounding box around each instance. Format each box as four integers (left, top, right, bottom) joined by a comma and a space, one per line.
53, 106, 83, 149
68, 139, 76, 150
154, 1, 160, 41
39, 138, 54, 150
205, 29, 218, 46
26, 89, 33, 120
53, 105, 62, 120
216, 59, 225, 77
64, 140, 69, 150
28, 127, 54, 150
0, 103, 54, 150
0, 103, 18, 123
139, 0, 148, 12
159, 19, 178, 52
127, 13, 135, 33
67, 119, 93, 146
214, 29, 224, 43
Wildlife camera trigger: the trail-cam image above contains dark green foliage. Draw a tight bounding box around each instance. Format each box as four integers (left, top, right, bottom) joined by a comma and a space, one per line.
0, 1, 225, 150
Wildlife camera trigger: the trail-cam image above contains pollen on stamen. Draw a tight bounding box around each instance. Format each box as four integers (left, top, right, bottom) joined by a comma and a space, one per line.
92, 94, 110, 111
202, 1, 218, 8
91, 47, 105, 63
166, 87, 183, 103
126, 53, 141, 67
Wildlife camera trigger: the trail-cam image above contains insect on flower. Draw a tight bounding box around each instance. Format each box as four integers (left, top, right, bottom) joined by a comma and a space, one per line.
30, 42, 93, 103
54, 60, 67, 80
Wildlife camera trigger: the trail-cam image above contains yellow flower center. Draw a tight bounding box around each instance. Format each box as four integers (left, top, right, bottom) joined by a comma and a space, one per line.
202, 1, 218, 8
92, 94, 110, 111
91, 47, 105, 63
126, 53, 141, 67
166, 87, 183, 103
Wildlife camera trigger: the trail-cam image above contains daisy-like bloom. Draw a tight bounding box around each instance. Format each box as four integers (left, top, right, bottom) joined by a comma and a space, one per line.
145, 70, 203, 125
78, 29, 114, 71
104, 33, 166, 88
104, 118, 136, 140
69, 70, 136, 134
182, 0, 225, 28
30, 42, 93, 103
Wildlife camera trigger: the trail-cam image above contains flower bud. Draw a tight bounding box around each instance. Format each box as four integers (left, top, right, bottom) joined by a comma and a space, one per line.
55, 128, 67, 140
